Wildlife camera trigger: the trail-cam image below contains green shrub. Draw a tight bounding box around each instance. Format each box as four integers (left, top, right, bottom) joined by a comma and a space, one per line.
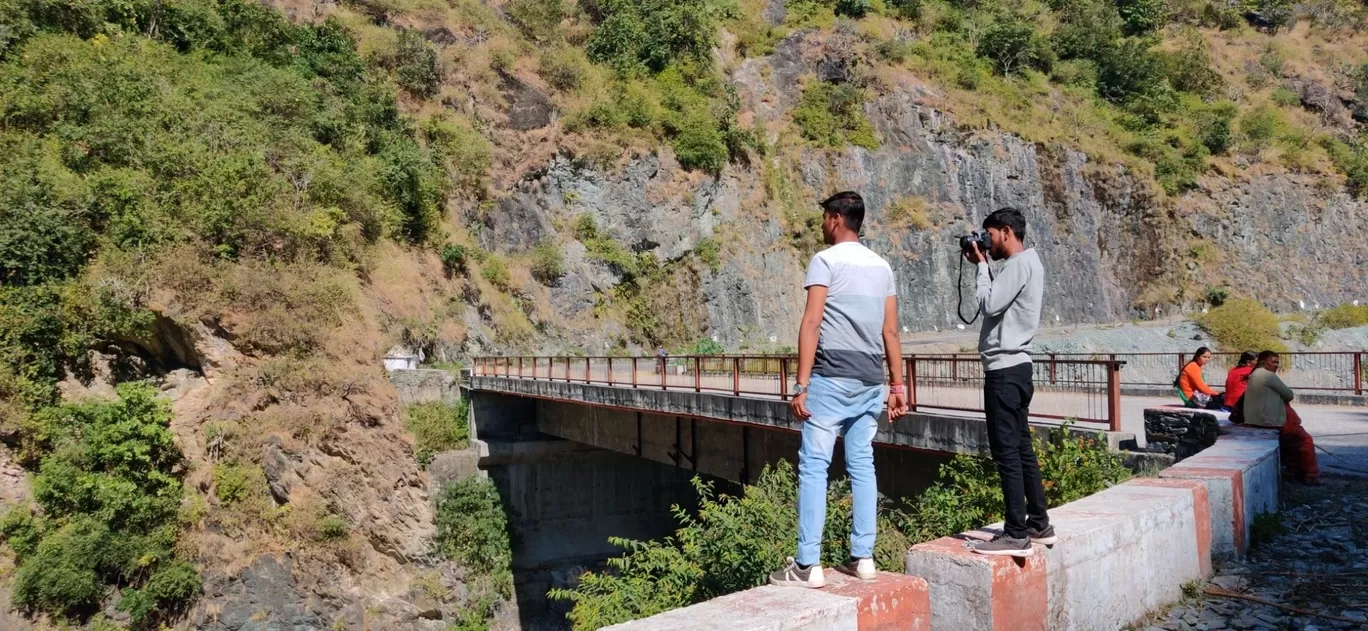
1095, 39, 1168, 105
480, 254, 512, 290
116, 560, 202, 627
507, 0, 569, 41
1117, 0, 1168, 34
791, 82, 878, 149
682, 338, 726, 355
694, 238, 722, 271
213, 461, 265, 505
1319, 304, 1368, 329
976, 19, 1054, 75
393, 29, 440, 98
435, 477, 514, 598
540, 45, 592, 91
674, 111, 729, 172
530, 240, 566, 284
1195, 298, 1288, 353
899, 423, 1130, 541
441, 244, 472, 275
317, 515, 350, 541
1322, 136, 1368, 197
424, 115, 492, 193
0, 384, 197, 624
1205, 285, 1231, 307
586, 0, 721, 74
1239, 105, 1285, 151
403, 399, 470, 465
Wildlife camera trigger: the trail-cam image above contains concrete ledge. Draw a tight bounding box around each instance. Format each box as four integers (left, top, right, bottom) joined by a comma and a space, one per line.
471, 377, 1134, 456
605, 572, 930, 631
1158, 429, 1280, 559
905, 477, 1212, 631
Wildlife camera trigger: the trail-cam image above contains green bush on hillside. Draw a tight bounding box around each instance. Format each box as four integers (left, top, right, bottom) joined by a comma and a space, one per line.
586, 0, 721, 74
530, 240, 566, 284
1195, 298, 1288, 353
0, 384, 198, 626
404, 399, 470, 464
1319, 304, 1368, 329
792, 82, 878, 149
436, 476, 514, 630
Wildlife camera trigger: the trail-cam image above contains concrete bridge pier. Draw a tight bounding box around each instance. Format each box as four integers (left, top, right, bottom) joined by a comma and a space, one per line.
467, 391, 705, 628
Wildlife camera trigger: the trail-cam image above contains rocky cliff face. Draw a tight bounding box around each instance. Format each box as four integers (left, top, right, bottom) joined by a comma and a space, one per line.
481, 31, 1368, 351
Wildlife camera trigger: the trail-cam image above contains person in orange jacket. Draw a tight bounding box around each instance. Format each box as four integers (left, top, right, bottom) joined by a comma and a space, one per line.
1222, 351, 1258, 410
1175, 346, 1224, 409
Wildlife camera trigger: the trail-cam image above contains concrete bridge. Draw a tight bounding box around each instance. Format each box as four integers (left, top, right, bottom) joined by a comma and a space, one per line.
459, 352, 1365, 629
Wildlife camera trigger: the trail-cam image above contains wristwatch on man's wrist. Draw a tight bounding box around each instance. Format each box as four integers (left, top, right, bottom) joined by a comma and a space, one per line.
792, 383, 808, 396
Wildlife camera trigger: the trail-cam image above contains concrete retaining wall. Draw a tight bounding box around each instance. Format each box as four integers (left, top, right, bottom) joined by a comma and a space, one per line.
389, 368, 459, 404
902, 430, 1278, 630
1158, 428, 1280, 559
606, 572, 930, 631
905, 478, 1212, 631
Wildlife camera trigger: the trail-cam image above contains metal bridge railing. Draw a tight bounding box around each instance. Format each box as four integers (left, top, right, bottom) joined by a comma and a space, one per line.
472, 354, 1128, 431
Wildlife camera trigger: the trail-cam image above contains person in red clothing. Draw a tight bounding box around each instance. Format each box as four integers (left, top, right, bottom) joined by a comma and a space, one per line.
1222, 351, 1258, 410
1175, 346, 1224, 409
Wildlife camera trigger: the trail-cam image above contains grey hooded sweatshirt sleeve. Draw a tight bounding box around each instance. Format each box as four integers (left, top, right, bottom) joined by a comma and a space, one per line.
976, 248, 1044, 371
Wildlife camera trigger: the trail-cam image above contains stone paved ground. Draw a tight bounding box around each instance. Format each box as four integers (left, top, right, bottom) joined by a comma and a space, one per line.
1131, 477, 1368, 631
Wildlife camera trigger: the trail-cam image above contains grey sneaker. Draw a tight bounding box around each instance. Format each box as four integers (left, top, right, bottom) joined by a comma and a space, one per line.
971, 535, 1034, 557
836, 557, 876, 581
1028, 525, 1057, 546
769, 557, 826, 588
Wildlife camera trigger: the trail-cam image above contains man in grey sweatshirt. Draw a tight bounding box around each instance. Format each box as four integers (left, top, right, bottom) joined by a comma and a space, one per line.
963, 207, 1055, 557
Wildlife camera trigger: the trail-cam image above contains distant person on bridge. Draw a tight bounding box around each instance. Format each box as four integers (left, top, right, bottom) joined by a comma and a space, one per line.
1244, 350, 1320, 484
769, 191, 908, 589
1222, 351, 1258, 410
1176, 346, 1224, 409
963, 207, 1055, 557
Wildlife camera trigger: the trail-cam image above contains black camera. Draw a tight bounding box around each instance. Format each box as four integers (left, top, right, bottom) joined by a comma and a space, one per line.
958, 230, 991, 254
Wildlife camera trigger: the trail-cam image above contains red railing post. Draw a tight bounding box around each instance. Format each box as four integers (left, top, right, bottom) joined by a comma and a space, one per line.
1049, 353, 1057, 385
607, 357, 614, 386
1355, 352, 1364, 396
779, 357, 789, 400
585, 357, 591, 384
1107, 360, 1122, 432
518, 357, 524, 378
907, 356, 917, 411
733, 357, 741, 395
632, 357, 638, 388
694, 357, 702, 392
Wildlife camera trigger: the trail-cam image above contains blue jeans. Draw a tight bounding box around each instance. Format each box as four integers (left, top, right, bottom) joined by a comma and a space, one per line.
796, 374, 885, 566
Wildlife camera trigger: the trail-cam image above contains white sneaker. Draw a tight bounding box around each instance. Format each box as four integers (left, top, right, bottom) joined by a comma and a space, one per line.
768, 557, 825, 588
838, 557, 877, 580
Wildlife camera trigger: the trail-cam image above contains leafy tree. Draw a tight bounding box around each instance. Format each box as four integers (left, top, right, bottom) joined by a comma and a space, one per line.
1117, 0, 1168, 35
977, 19, 1055, 75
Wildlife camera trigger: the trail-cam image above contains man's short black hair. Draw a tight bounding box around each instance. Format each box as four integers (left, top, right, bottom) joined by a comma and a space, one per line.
821, 191, 865, 234
983, 207, 1027, 242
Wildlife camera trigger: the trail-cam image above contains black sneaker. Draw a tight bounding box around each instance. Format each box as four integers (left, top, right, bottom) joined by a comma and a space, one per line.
1028, 525, 1057, 545
769, 557, 826, 588
971, 535, 1034, 557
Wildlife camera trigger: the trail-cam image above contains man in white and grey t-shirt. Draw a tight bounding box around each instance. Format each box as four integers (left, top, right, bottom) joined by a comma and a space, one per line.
769, 192, 908, 589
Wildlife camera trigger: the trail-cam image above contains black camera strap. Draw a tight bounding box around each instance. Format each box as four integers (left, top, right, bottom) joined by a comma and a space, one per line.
956, 255, 990, 326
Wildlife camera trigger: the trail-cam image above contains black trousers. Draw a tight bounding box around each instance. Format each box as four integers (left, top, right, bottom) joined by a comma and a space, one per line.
984, 362, 1050, 539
